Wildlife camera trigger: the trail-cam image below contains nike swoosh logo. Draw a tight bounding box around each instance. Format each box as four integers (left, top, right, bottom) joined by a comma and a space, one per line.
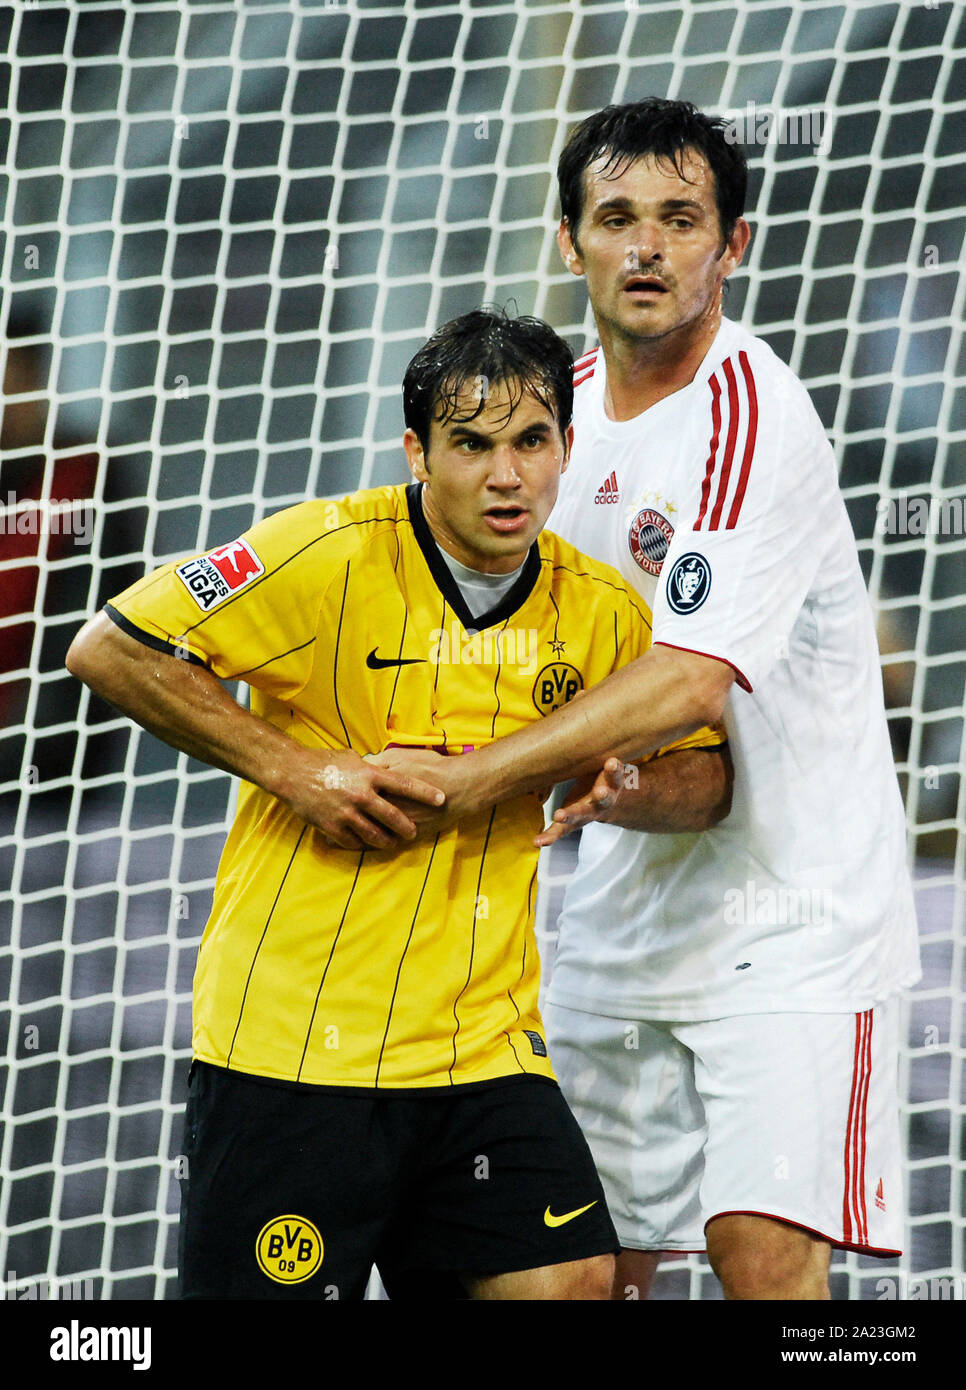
366, 648, 426, 670
544, 1201, 598, 1228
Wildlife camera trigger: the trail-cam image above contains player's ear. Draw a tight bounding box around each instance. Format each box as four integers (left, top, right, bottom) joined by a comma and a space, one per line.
404, 428, 430, 483
558, 220, 584, 277
719, 216, 751, 278
561, 421, 574, 473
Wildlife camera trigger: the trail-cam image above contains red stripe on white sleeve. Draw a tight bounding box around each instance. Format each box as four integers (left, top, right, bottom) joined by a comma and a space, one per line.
725, 351, 759, 529
708, 358, 741, 530
573, 348, 599, 386
694, 374, 723, 529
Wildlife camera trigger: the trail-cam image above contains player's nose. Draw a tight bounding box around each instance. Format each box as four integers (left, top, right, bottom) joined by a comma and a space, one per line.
488, 446, 522, 487
625, 225, 664, 265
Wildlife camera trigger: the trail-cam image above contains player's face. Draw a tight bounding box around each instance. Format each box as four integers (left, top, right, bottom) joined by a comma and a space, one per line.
558, 148, 749, 349
404, 381, 572, 575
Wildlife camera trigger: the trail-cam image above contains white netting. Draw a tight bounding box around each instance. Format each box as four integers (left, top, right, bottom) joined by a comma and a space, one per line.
0, 0, 963, 1300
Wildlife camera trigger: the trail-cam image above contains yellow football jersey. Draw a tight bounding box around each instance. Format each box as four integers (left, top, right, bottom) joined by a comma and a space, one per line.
107, 483, 723, 1089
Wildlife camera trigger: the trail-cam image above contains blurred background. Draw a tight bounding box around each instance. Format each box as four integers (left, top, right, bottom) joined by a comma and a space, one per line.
0, 0, 963, 1300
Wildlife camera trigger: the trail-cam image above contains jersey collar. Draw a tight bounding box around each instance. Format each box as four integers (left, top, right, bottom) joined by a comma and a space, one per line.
406, 483, 542, 631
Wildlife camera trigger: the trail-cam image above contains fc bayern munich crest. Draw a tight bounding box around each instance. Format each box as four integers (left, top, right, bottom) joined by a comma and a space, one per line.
628, 508, 674, 576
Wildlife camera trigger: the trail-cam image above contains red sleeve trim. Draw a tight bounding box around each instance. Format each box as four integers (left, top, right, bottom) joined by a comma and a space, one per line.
653, 640, 751, 693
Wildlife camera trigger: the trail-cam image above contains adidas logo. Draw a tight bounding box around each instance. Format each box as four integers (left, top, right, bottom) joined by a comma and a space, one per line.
875, 1178, 886, 1212
595, 471, 620, 505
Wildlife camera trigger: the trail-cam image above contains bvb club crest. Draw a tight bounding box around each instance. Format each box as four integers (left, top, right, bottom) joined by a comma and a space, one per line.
532, 663, 583, 715
255, 1215, 324, 1284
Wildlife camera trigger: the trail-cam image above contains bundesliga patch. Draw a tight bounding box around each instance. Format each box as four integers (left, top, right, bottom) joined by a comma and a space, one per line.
628, 508, 674, 576
176, 539, 264, 611
666, 552, 711, 614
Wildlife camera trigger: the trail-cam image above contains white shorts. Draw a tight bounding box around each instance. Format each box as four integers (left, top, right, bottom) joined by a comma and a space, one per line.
543, 1000, 904, 1256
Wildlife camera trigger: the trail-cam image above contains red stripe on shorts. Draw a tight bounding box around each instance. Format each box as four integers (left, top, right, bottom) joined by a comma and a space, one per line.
843, 1010, 873, 1244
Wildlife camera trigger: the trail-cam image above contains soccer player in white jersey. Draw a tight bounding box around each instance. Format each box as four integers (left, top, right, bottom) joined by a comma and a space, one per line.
375, 98, 920, 1300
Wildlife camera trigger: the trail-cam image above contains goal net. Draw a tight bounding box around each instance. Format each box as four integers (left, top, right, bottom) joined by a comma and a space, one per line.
1, 0, 962, 1301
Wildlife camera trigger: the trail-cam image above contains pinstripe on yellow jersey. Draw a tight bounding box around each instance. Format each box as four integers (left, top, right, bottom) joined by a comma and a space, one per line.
107, 483, 723, 1089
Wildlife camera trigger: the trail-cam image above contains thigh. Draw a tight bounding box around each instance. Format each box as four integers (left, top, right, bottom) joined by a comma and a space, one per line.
464, 1253, 613, 1301
681, 1001, 904, 1256
543, 1000, 707, 1253
377, 1078, 619, 1294
179, 1062, 398, 1300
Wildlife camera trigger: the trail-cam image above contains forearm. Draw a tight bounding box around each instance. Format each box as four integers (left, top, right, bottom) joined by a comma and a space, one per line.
605, 746, 733, 833
470, 644, 733, 804
67, 611, 447, 849
66, 612, 302, 799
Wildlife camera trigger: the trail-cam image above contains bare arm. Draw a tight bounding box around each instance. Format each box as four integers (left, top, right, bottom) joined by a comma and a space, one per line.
372, 644, 736, 828
65, 612, 445, 850
535, 745, 733, 847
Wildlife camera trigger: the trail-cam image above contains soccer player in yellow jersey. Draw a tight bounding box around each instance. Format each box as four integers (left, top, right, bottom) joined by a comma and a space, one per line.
67, 309, 728, 1300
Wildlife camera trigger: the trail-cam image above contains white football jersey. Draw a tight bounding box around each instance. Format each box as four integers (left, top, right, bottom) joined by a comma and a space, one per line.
546, 318, 920, 1019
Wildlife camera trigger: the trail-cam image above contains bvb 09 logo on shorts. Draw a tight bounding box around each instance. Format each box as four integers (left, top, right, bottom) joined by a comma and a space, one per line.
256, 1215, 324, 1284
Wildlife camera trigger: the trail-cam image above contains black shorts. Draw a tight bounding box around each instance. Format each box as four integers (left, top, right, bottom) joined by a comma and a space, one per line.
178, 1061, 618, 1300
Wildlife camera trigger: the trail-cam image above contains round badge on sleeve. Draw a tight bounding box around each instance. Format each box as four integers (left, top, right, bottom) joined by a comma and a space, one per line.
665, 552, 712, 614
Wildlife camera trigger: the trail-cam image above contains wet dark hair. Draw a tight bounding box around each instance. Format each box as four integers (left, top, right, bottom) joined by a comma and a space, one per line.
558, 98, 747, 248
403, 307, 573, 454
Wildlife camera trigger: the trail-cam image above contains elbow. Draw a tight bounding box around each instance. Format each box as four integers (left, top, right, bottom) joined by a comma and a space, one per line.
65, 612, 114, 691
705, 762, 734, 828
64, 635, 85, 680
694, 743, 735, 831
65, 628, 97, 685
